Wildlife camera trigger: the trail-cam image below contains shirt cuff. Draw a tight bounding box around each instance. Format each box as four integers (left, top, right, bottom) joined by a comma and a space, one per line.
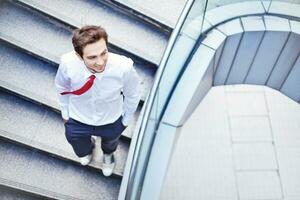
61, 108, 69, 120
122, 114, 132, 127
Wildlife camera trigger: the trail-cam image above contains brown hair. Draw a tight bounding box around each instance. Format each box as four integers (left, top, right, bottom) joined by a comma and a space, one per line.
72, 25, 108, 57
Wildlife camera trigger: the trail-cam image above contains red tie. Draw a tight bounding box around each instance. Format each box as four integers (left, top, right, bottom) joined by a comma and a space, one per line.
61, 75, 96, 95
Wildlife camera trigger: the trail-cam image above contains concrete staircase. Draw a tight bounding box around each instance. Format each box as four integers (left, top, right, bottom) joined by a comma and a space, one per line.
0, 0, 178, 198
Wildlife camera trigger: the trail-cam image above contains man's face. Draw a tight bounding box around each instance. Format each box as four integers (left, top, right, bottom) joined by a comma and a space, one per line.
80, 38, 108, 73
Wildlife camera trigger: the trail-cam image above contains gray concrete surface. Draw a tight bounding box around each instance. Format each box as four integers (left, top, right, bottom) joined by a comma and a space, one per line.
0, 41, 57, 108
0, 184, 51, 200
0, 0, 72, 62
0, 139, 121, 200
161, 85, 300, 200
107, 0, 188, 28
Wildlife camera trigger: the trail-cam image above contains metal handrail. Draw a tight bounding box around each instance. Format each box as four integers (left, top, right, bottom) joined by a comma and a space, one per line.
118, 0, 195, 199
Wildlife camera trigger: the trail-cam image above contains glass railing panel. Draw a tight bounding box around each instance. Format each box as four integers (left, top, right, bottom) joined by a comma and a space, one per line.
120, 0, 300, 199
273, 0, 300, 3
121, 0, 213, 198
207, 0, 262, 10
122, 1, 194, 198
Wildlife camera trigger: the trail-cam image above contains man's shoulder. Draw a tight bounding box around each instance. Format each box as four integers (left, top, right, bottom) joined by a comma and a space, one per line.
61, 51, 80, 64
108, 52, 133, 70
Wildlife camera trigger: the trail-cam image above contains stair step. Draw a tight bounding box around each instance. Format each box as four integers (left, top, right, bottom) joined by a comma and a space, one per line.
102, 0, 187, 28
0, 90, 129, 177
0, 184, 47, 200
0, 139, 121, 200
14, 0, 168, 65
0, 0, 72, 63
99, 0, 172, 35
0, 40, 140, 139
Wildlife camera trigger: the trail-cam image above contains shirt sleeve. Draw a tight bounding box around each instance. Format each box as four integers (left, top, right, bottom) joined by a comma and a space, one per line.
122, 59, 141, 126
54, 56, 71, 120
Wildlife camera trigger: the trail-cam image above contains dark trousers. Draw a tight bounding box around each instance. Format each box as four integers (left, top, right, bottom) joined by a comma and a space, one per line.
64, 116, 126, 157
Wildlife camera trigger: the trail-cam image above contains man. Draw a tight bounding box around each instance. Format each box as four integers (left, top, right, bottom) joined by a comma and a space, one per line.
55, 25, 140, 177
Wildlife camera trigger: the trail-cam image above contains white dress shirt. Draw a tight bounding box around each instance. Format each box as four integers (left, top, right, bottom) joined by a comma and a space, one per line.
54, 51, 140, 126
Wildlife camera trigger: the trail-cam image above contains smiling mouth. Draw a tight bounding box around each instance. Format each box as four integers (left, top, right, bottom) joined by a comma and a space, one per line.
92, 66, 105, 73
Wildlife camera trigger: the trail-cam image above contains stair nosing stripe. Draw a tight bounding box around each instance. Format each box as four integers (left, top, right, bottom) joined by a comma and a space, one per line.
0, 34, 59, 65
0, 177, 83, 200
100, 0, 173, 34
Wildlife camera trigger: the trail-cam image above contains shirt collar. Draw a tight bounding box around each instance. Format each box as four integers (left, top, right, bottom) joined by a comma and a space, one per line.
82, 65, 94, 79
